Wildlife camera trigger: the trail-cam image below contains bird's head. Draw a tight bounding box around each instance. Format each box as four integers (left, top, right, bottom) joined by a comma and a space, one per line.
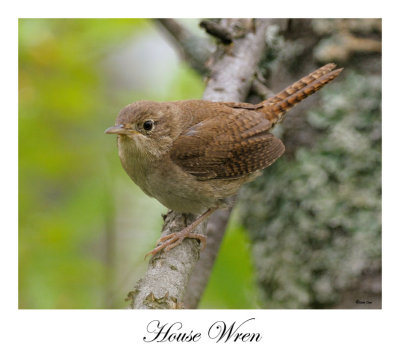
105, 100, 181, 158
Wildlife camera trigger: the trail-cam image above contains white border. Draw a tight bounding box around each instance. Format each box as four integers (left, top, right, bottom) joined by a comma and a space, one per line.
3, 1, 399, 363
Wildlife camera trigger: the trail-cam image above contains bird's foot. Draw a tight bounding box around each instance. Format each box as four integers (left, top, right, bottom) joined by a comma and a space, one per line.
145, 229, 206, 258
144, 207, 216, 259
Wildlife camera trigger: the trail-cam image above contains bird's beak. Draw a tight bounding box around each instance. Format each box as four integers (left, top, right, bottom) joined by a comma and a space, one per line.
104, 124, 137, 135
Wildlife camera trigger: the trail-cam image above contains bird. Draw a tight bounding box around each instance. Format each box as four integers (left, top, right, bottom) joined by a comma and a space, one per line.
105, 63, 343, 257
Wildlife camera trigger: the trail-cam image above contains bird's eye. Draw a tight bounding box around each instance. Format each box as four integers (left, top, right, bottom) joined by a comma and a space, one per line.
143, 119, 154, 131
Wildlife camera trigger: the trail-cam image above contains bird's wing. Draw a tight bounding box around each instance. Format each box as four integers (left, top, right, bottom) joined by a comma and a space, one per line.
170, 108, 285, 180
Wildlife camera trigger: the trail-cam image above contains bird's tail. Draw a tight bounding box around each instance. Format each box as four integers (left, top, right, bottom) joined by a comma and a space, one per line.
261, 63, 343, 125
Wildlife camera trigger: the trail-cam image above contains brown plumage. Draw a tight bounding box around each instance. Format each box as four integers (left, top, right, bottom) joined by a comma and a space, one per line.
106, 63, 343, 256
170, 108, 284, 180
170, 63, 342, 181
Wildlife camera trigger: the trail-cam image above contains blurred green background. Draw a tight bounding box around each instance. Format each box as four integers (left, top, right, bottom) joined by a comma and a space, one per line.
18, 19, 259, 309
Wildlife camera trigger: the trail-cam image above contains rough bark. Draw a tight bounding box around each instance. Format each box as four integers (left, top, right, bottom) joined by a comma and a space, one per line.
239, 19, 382, 309
128, 211, 205, 309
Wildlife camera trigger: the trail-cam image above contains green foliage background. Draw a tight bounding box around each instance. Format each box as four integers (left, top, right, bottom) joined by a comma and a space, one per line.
19, 19, 259, 309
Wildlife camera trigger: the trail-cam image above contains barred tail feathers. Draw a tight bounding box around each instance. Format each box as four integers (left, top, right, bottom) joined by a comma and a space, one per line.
262, 63, 343, 124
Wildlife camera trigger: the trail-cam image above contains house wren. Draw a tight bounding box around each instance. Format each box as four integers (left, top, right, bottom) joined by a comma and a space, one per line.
106, 63, 343, 256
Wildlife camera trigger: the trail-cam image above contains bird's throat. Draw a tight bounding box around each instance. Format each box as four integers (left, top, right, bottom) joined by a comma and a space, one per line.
117, 136, 155, 196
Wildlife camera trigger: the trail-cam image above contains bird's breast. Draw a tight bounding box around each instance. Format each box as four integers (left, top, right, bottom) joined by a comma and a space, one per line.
117, 136, 244, 214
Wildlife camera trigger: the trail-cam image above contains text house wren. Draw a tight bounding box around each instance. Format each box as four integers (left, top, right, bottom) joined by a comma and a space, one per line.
105, 63, 343, 256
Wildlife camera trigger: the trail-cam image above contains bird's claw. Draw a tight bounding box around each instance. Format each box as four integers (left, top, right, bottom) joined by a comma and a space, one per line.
144, 232, 206, 259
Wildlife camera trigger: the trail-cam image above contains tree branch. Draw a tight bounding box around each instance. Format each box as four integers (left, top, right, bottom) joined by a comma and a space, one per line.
199, 19, 233, 44
128, 211, 205, 309
155, 19, 214, 76
183, 204, 233, 308
130, 18, 277, 309
184, 19, 279, 308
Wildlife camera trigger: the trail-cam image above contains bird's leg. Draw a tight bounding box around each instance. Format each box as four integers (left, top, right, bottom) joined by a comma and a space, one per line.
145, 208, 217, 258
